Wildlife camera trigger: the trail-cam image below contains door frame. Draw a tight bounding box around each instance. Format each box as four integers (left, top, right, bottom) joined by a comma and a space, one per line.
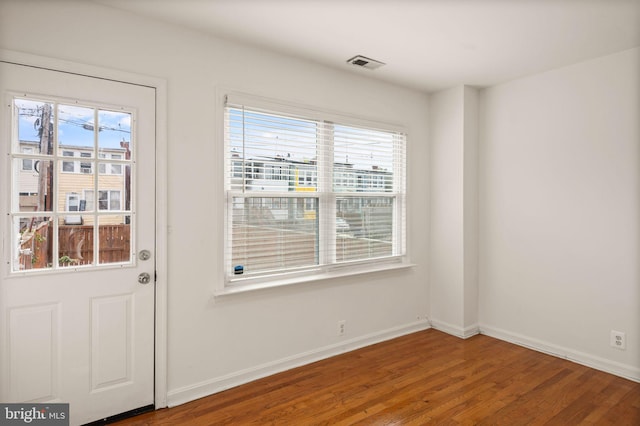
0, 49, 169, 409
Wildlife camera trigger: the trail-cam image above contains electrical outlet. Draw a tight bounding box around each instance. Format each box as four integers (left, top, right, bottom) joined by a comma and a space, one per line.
338, 320, 346, 336
610, 330, 626, 350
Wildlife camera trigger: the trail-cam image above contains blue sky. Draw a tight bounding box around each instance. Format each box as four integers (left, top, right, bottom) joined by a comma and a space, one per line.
16, 98, 131, 150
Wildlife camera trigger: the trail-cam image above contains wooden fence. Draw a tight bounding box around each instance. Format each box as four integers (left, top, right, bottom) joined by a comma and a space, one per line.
19, 221, 130, 269
19, 221, 51, 269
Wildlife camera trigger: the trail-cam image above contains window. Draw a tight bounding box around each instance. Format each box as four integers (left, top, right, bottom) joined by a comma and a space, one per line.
102, 190, 121, 211
21, 147, 34, 171
64, 192, 82, 224
99, 153, 123, 174
224, 95, 406, 286
84, 190, 121, 211
110, 154, 123, 175
65, 192, 80, 211
80, 152, 92, 174
62, 150, 75, 172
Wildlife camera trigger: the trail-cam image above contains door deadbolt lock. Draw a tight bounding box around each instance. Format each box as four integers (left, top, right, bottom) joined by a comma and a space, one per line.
138, 250, 151, 261
138, 272, 152, 285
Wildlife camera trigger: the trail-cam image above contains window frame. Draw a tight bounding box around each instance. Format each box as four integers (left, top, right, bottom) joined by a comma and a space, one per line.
8, 95, 137, 273
221, 92, 409, 292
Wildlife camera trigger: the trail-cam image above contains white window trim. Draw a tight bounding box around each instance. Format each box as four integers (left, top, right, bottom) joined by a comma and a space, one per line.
220, 91, 410, 294
215, 259, 414, 297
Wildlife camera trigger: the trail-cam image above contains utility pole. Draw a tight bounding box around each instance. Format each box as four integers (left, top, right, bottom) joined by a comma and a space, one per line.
37, 103, 52, 212
120, 140, 131, 213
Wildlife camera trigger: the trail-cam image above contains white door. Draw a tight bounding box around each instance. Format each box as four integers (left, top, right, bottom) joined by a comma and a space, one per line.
0, 62, 156, 425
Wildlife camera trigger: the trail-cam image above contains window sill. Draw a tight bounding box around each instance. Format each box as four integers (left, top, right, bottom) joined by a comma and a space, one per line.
214, 260, 415, 298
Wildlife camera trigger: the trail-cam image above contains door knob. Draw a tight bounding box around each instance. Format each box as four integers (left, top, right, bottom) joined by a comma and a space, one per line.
138, 272, 151, 285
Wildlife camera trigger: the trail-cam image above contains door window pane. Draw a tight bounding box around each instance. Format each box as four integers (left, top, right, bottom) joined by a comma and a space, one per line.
13, 158, 54, 212
98, 110, 132, 157
58, 216, 94, 267
57, 154, 94, 216
14, 216, 53, 270
99, 160, 129, 211
58, 104, 95, 153
98, 215, 131, 264
15, 99, 54, 155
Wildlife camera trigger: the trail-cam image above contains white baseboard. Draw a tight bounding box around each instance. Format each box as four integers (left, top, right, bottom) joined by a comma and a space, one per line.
167, 320, 638, 408
166, 320, 431, 407
479, 324, 640, 383
429, 318, 480, 339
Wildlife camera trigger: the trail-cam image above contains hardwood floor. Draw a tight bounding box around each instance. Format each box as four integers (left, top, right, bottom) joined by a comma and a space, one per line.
114, 329, 640, 425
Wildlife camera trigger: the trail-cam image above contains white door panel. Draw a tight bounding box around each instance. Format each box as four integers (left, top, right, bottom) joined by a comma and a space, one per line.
0, 62, 155, 425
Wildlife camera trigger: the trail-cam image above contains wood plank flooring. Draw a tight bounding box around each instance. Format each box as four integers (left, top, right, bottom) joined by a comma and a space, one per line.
114, 329, 640, 425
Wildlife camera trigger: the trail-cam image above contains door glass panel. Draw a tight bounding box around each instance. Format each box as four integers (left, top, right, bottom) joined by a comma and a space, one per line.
58, 216, 94, 267
98, 215, 131, 265
14, 216, 53, 270
13, 158, 54, 212
98, 163, 129, 211
10, 96, 135, 272
122, 164, 132, 211
58, 163, 95, 215
58, 104, 95, 154
15, 99, 54, 155
98, 110, 132, 156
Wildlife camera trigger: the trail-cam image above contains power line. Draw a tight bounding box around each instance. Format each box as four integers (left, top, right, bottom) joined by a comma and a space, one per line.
18, 111, 130, 133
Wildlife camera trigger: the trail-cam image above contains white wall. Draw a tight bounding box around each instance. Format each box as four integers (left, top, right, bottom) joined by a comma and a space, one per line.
479, 48, 640, 380
429, 87, 465, 332
462, 87, 479, 333
429, 85, 479, 337
0, 0, 430, 405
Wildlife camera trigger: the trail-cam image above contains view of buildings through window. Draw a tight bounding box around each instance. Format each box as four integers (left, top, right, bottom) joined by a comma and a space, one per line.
225, 102, 406, 280
12, 98, 133, 270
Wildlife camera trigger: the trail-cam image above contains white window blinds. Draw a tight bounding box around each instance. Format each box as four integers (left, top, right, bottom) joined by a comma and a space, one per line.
224, 95, 406, 284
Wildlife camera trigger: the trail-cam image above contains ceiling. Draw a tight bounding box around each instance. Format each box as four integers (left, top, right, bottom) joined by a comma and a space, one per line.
98, 0, 640, 93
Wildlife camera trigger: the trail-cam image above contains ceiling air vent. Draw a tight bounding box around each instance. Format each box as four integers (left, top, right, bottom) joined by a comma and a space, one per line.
346, 55, 385, 70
